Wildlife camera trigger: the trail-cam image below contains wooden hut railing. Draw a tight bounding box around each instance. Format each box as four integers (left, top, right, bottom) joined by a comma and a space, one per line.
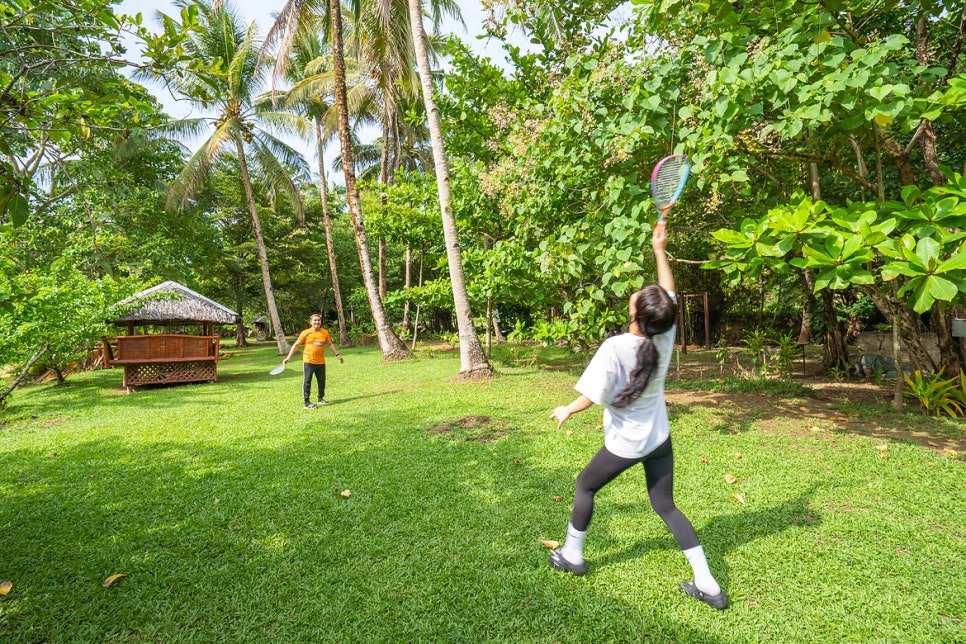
102, 334, 221, 388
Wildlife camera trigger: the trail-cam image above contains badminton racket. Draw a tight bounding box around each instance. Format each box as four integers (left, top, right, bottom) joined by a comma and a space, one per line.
650, 154, 690, 224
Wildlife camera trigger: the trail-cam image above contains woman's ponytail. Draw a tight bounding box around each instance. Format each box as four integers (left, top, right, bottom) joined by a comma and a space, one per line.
611, 285, 676, 408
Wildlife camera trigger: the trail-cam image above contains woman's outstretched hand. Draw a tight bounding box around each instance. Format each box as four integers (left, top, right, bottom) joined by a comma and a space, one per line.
550, 406, 571, 430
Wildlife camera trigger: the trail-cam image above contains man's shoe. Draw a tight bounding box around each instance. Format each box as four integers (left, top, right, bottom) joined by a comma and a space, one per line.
680, 581, 729, 609
317, 399, 329, 405
549, 549, 587, 576
304, 402, 317, 409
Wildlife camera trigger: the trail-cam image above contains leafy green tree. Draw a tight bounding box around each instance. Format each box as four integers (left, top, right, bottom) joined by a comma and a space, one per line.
624, 0, 966, 371
138, 0, 311, 355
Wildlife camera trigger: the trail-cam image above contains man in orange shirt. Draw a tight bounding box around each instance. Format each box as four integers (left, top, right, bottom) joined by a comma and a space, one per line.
282, 313, 344, 408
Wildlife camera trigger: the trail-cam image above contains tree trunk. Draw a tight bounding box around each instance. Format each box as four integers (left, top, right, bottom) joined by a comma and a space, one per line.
798, 268, 816, 345
379, 238, 387, 299
235, 140, 289, 355
819, 288, 850, 371
235, 319, 248, 348
914, 16, 947, 187
315, 119, 351, 347
892, 305, 904, 410
408, 0, 492, 378
233, 281, 248, 347
933, 303, 964, 375
402, 244, 412, 336
862, 285, 938, 373
330, 0, 408, 360
0, 344, 47, 408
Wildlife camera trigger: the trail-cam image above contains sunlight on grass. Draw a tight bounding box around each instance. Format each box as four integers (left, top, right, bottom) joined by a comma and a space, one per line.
0, 344, 963, 642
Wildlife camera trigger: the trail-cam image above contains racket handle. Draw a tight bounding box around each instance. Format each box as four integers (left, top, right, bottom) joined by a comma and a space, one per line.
658, 207, 670, 224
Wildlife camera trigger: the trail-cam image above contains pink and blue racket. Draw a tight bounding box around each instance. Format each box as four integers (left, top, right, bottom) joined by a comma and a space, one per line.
650, 154, 690, 224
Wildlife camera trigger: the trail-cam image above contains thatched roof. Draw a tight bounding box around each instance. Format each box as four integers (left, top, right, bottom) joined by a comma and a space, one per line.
112, 281, 238, 325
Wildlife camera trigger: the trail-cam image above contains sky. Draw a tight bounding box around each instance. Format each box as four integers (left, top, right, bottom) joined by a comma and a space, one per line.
116, 0, 524, 177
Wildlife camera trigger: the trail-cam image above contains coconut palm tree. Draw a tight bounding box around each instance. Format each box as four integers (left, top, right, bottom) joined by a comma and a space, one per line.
407, 0, 492, 377
274, 31, 358, 347
139, 0, 310, 355
265, 0, 409, 360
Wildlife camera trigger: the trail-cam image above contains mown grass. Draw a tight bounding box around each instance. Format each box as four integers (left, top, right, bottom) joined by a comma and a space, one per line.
0, 343, 964, 642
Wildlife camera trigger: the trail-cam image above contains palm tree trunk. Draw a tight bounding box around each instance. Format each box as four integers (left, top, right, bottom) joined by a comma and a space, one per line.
235, 140, 290, 355
330, 0, 408, 359
402, 244, 412, 335
378, 107, 393, 300
407, 0, 492, 378
315, 119, 351, 347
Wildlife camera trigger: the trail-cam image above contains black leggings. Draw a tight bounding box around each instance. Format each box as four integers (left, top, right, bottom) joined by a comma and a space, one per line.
302, 362, 326, 402
570, 437, 700, 550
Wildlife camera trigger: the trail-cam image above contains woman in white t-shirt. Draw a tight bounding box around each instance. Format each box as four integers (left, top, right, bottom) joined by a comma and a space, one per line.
549, 224, 728, 610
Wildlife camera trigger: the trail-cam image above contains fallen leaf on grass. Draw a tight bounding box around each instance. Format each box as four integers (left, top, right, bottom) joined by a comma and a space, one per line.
538, 539, 559, 550
700, 455, 708, 465
0, 581, 11, 595
103, 574, 126, 588
733, 493, 745, 504
735, 453, 742, 459
724, 474, 737, 484
880, 453, 889, 460
944, 448, 959, 455
49, 453, 56, 458
928, 462, 936, 467
874, 444, 888, 451
553, 496, 563, 502
566, 431, 573, 436
340, 489, 351, 498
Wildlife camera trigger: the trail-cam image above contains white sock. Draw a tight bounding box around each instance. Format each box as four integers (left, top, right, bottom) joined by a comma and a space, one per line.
683, 545, 721, 596
559, 522, 587, 564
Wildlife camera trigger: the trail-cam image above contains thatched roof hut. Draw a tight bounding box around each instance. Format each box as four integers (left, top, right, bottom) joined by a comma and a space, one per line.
104, 282, 238, 389
113, 281, 238, 326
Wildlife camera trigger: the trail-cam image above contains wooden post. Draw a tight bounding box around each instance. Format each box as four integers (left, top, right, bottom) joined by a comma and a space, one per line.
678, 296, 687, 354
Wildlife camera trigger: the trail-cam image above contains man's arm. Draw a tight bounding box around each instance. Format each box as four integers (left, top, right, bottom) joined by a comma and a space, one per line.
327, 338, 344, 363
282, 337, 303, 364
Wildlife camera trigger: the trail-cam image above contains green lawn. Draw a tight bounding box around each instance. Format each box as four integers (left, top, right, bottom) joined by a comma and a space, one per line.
1, 343, 964, 642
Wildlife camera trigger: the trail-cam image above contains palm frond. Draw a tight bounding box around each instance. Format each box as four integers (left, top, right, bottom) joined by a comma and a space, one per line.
256, 109, 314, 141
152, 117, 214, 144
205, 120, 239, 163
166, 141, 216, 212
250, 135, 308, 223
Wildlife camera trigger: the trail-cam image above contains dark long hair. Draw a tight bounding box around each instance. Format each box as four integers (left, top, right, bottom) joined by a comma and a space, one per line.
611, 285, 677, 408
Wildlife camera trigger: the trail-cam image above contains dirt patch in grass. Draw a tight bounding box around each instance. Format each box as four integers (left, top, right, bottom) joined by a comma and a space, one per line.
667, 378, 966, 458
38, 417, 71, 428
429, 415, 511, 442
666, 351, 965, 456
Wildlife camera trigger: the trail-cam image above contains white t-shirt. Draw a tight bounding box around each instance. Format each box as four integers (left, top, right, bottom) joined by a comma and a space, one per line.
574, 300, 676, 459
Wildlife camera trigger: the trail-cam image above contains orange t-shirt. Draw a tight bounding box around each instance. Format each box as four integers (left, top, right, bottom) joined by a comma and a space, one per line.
297, 328, 331, 364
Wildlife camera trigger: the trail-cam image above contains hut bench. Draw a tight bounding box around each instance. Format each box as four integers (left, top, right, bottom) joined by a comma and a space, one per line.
103, 334, 222, 388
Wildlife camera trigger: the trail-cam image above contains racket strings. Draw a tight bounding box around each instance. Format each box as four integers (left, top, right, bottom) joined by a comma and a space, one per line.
651, 158, 688, 208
